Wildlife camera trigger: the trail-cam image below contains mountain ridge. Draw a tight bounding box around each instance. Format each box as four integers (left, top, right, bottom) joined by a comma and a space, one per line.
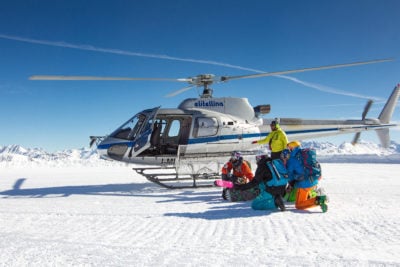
1, 140, 399, 166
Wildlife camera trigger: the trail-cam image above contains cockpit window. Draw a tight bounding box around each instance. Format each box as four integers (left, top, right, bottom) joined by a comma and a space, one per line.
129, 114, 146, 140
112, 113, 146, 140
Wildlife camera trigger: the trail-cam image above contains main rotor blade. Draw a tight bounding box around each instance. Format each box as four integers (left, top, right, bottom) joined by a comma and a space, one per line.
165, 85, 195, 97
222, 58, 394, 81
29, 75, 190, 82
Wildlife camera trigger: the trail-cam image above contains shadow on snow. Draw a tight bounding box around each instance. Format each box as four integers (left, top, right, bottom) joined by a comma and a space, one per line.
0, 178, 157, 198
0, 178, 319, 219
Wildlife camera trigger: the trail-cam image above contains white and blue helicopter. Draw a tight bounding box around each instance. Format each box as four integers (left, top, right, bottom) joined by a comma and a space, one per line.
30, 58, 399, 188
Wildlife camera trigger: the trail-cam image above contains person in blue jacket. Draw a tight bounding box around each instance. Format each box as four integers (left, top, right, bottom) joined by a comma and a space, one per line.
283, 141, 328, 212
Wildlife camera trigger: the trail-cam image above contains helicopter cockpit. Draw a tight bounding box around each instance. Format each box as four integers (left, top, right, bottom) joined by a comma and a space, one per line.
112, 106, 162, 142
111, 113, 147, 140
96, 107, 159, 160
97, 106, 196, 162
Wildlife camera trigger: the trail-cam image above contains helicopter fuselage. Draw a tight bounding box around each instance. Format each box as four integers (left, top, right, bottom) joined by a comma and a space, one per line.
96, 97, 263, 165
95, 84, 399, 167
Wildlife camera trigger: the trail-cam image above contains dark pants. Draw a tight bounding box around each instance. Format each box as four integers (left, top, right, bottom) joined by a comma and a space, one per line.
270, 151, 282, 160
265, 185, 286, 197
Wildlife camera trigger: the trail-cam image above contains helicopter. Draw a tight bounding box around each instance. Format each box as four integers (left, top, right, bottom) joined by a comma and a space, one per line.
30, 58, 400, 188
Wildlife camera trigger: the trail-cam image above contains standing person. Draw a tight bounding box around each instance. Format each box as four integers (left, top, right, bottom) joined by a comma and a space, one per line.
252, 119, 288, 160
283, 141, 328, 212
220, 151, 254, 200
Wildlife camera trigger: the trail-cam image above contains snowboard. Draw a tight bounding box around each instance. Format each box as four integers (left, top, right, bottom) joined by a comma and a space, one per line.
214, 179, 234, 188
215, 179, 259, 201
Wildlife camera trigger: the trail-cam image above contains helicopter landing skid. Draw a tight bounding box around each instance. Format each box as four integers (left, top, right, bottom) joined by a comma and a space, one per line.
133, 167, 219, 189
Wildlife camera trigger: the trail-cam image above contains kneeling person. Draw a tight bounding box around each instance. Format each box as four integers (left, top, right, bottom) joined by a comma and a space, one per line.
220, 151, 255, 201
234, 153, 288, 211
283, 141, 328, 213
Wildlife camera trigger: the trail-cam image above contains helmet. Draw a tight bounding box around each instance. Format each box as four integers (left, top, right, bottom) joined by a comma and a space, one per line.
287, 141, 301, 150
231, 151, 242, 162
230, 151, 243, 167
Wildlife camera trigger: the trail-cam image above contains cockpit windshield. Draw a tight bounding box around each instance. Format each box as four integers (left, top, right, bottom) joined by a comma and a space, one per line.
111, 113, 147, 140
110, 107, 159, 141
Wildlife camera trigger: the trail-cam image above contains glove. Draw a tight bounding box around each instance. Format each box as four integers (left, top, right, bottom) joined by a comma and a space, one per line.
251, 140, 258, 144
236, 177, 246, 185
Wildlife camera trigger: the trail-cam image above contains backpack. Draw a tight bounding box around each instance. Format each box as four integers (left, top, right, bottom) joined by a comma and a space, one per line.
265, 159, 289, 187
296, 148, 322, 183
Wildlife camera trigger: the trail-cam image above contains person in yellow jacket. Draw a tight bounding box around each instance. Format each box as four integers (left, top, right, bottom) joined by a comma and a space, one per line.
252, 120, 288, 160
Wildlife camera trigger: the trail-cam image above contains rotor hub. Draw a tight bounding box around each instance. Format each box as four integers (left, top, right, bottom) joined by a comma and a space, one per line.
189, 74, 216, 87
188, 74, 217, 98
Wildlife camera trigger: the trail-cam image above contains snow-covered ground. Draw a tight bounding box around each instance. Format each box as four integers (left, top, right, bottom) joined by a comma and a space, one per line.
0, 142, 399, 266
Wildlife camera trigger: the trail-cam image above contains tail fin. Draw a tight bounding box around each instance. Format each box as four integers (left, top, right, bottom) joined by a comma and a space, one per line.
375, 84, 400, 148
378, 84, 400, 123
376, 128, 390, 148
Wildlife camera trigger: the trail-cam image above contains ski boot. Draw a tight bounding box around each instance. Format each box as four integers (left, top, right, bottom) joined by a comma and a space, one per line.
274, 195, 286, 211
222, 189, 232, 201
222, 188, 228, 200
315, 187, 329, 203
316, 195, 328, 213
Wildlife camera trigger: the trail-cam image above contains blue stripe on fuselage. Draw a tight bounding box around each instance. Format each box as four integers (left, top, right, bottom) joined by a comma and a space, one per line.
187, 128, 339, 144
97, 124, 394, 148
187, 125, 392, 144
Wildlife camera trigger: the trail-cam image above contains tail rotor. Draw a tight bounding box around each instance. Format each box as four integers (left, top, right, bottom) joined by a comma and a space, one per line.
352, 100, 373, 145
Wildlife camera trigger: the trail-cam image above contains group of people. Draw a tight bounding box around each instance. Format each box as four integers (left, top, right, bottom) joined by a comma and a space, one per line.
220, 119, 328, 213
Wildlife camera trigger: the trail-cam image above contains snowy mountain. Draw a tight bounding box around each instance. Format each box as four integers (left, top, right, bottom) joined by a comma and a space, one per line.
302, 140, 400, 163
0, 145, 122, 167
1, 140, 400, 166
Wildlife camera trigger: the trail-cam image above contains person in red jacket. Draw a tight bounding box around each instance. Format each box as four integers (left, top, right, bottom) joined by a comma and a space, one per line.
221, 151, 254, 184
220, 151, 254, 200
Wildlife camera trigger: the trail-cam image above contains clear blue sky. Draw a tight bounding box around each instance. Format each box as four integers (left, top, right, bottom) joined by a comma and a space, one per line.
1, 0, 399, 152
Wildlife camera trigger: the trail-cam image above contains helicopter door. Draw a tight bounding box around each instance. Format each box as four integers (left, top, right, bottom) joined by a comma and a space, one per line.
161, 118, 182, 154
130, 106, 160, 156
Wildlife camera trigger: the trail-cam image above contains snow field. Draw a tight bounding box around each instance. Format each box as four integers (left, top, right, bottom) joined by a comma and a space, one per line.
0, 163, 399, 266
